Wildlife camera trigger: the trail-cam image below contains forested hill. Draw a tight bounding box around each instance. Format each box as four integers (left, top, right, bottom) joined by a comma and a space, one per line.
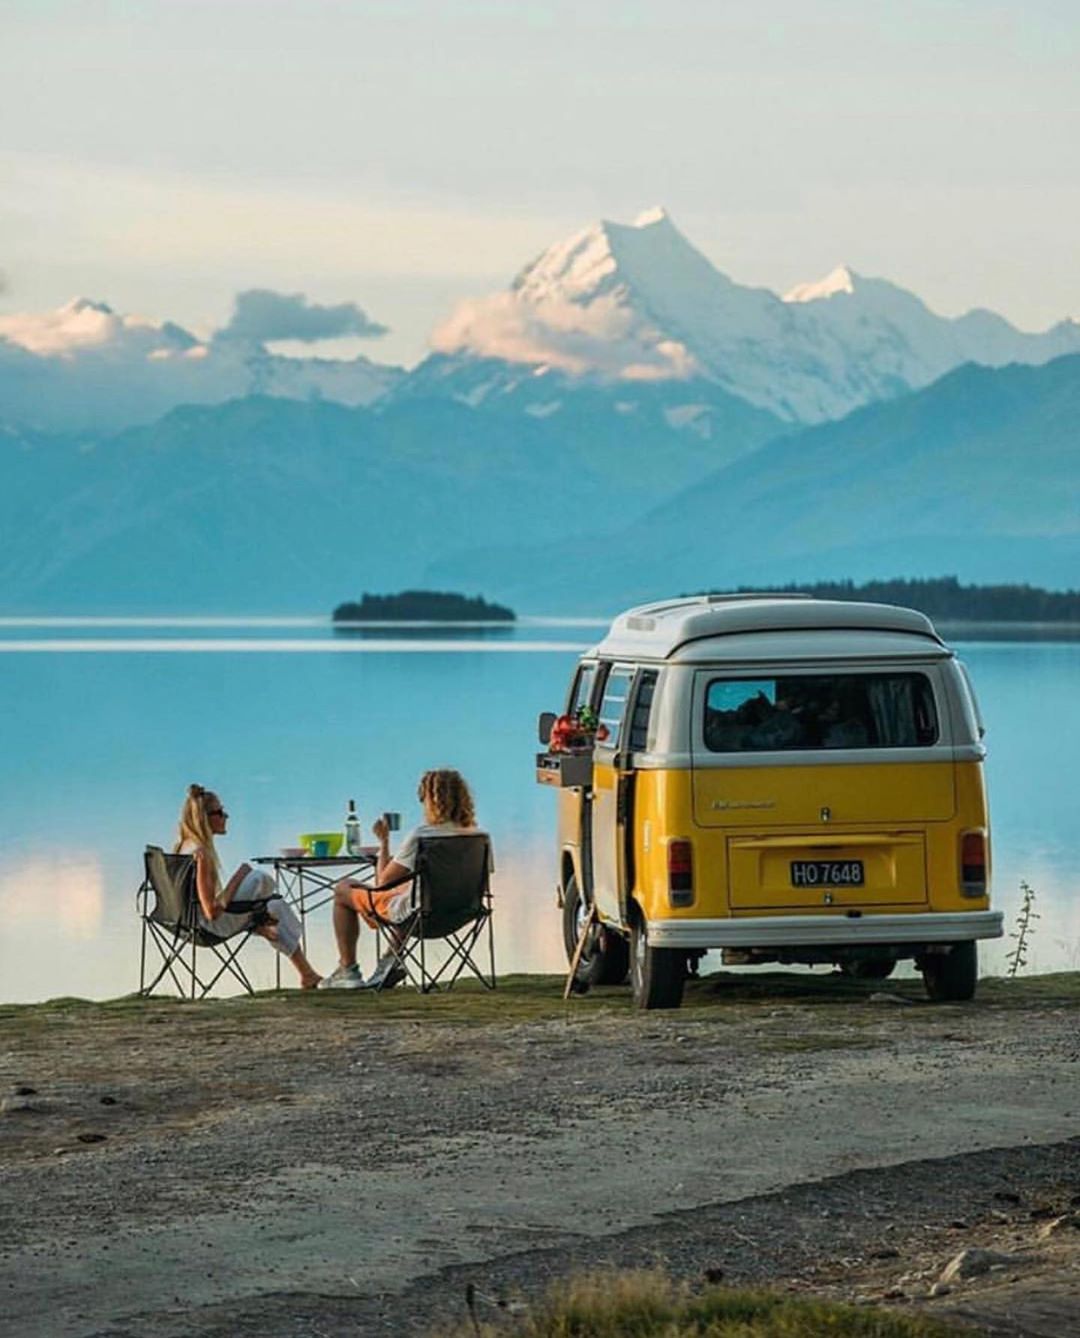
716, 577, 1080, 621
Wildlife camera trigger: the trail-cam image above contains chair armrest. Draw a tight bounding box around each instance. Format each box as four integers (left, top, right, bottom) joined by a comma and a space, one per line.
227, 898, 273, 914
353, 871, 417, 930
353, 869, 415, 894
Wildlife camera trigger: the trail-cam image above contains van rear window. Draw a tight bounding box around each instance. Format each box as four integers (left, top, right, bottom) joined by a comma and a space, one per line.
703, 673, 938, 752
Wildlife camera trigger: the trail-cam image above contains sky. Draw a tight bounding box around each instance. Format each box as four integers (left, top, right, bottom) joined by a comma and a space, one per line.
3, 0, 1080, 367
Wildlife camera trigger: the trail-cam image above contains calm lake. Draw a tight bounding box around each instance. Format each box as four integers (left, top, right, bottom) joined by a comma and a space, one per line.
1, 619, 1077, 1002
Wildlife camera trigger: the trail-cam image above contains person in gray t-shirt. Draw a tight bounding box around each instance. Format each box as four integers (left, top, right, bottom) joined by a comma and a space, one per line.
320, 769, 491, 989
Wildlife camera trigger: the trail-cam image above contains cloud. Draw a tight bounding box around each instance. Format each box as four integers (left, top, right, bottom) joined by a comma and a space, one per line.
217, 288, 388, 344
431, 289, 697, 382
0, 296, 397, 432
0, 297, 199, 358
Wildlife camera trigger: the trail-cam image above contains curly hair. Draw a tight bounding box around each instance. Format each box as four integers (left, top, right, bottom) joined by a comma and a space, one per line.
418, 769, 476, 827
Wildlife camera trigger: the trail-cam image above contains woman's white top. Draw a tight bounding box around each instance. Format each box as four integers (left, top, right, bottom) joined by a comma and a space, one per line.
178, 838, 227, 905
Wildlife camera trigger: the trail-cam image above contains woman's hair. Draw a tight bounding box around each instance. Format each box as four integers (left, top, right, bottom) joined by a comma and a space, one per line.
418, 769, 476, 827
174, 785, 221, 887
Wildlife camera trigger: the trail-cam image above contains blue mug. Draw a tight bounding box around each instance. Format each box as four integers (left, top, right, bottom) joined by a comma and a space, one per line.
312, 839, 331, 858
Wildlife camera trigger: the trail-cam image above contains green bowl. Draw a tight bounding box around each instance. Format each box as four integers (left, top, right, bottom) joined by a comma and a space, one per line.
298, 831, 343, 857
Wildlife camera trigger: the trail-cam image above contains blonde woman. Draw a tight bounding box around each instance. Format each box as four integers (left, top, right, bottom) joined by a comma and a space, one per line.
176, 784, 321, 989
322, 768, 489, 989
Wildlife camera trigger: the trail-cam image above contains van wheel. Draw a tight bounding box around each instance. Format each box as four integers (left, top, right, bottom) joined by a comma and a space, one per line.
630, 911, 685, 1010
562, 874, 629, 987
842, 956, 896, 981
921, 942, 978, 1002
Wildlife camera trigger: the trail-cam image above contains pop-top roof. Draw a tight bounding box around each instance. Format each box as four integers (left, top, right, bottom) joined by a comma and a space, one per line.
589, 594, 945, 662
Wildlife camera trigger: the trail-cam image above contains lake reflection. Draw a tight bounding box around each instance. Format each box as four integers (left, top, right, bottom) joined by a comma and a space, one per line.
0, 623, 1076, 1002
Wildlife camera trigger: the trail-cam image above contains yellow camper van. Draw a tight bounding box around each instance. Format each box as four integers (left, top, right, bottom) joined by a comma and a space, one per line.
536, 594, 1001, 1009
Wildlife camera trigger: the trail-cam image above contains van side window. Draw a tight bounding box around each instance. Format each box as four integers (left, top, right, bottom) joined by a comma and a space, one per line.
567, 662, 597, 715
703, 673, 939, 752
597, 666, 635, 750
628, 670, 658, 752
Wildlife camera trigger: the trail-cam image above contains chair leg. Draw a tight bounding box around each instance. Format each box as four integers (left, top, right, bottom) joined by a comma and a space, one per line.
140, 923, 194, 998
201, 936, 255, 997
139, 911, 148, 995
140, 928, 178, 997
422, 914, 494, 992
162, 933, 191, 998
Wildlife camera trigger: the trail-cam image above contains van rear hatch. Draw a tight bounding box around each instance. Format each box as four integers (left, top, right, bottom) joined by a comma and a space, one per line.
726, 829, 928, 910
690, 666, 954, 911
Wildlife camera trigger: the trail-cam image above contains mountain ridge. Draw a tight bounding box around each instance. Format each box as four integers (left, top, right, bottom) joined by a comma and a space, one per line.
0, 388, 781, 613
426, 352, 1080, 611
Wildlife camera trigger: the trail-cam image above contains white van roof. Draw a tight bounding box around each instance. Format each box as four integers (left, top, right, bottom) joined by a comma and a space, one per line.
590, 594, 947, 662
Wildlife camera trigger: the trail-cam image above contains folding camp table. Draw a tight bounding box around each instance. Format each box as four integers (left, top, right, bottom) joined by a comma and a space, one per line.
253, 849, 378, 983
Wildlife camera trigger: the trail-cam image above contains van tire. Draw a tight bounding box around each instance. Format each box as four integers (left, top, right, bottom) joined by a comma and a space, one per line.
562, 874, 630, 987
630, 912, 685, 1010
921, 941, 978, 1002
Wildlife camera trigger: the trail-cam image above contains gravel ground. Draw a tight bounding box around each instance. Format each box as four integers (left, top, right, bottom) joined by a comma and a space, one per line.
0, 971, 1077, 1337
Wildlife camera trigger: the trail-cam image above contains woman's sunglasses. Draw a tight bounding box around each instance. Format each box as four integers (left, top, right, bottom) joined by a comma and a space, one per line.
206, 806, 228, 818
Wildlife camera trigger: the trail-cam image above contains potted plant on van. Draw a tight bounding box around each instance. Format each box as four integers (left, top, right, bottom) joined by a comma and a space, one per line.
548, 706, 609, 753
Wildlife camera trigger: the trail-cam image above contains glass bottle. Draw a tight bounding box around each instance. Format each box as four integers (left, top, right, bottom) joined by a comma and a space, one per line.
344, 799, 361, 856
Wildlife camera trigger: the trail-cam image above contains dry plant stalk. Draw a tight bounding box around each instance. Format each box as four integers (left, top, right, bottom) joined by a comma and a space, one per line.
1006, 880, 1039, 979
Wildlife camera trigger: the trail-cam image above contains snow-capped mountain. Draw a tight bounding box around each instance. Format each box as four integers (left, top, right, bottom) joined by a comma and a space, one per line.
7, 217, 1079, 436
430, 208, 1080, 423
0, 298, 403, 433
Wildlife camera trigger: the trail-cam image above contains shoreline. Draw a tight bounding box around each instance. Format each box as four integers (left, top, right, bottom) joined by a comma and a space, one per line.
2, 615, 1080, 641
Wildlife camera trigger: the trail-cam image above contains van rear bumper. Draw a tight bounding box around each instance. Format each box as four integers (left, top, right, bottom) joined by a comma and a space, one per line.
647, 910, 1003, 950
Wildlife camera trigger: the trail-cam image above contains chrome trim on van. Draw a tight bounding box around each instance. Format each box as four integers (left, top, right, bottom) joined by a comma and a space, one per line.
647, 910, 1003, 949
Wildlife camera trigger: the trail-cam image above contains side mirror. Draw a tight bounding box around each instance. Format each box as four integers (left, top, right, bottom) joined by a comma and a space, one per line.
538, 711, 556, 745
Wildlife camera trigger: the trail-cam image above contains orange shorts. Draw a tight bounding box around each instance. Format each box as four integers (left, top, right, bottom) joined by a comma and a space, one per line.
349, 884, 410, 929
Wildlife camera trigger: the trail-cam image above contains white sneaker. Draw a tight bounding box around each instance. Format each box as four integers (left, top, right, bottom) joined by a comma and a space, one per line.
364, 953, 406, 990
317, 963, 364, 990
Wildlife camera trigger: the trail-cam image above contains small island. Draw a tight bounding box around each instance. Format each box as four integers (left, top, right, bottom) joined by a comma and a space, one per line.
333, 590, 516, 622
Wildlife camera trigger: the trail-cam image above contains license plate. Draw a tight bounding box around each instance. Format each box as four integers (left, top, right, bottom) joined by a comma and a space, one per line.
790, 859, 865, 888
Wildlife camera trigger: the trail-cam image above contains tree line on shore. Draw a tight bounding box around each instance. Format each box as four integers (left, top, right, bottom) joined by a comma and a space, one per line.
722, 576, 1080, 621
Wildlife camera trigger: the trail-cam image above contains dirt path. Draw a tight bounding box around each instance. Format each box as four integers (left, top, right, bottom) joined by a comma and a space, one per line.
1, 972, 1077, 1337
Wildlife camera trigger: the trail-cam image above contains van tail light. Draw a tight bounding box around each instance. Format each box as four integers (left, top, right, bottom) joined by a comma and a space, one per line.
960, 831, 988, 897
668, 839, 694, 908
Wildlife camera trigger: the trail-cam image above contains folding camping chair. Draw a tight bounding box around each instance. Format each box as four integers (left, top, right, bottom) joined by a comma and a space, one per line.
364, 833, 495, 993
137, 845, 271, 998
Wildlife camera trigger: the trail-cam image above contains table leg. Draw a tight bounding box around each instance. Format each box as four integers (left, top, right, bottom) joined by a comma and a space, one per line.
274, 861, 282, 991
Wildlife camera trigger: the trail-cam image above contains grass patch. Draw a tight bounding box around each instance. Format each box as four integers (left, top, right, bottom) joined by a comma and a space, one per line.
756, 1032, 878, 1054
974, 972, 1080, 1007
0, 975, 608, 1034
441, 1270, 972, 1336
1, 969, 1077, 1041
